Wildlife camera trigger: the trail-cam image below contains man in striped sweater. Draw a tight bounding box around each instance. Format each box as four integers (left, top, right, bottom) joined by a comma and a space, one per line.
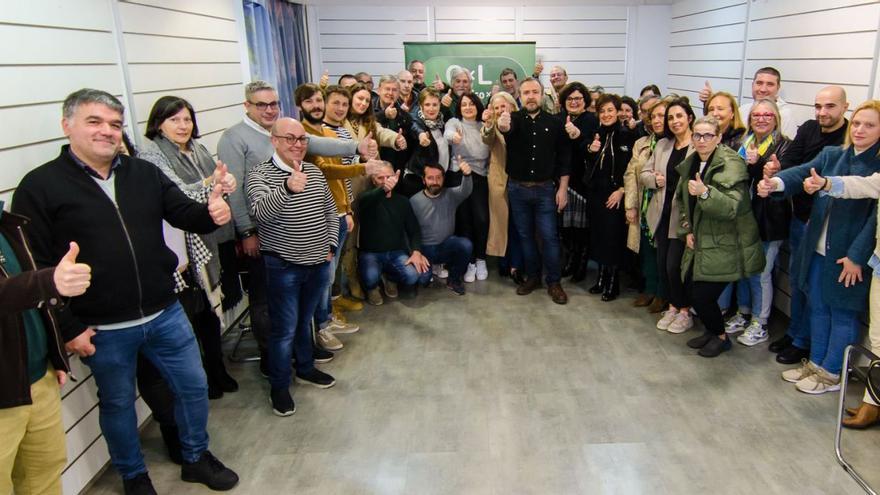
245, 118, 339, 417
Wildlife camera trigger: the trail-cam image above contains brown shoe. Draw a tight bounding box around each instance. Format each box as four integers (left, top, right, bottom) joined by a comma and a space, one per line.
647, 297, 667, 314
516, 276, 541, 295
633, 293, 654, 307
842, 402, 880, 429
548, 283, 568, 305
333, 296, 364, 312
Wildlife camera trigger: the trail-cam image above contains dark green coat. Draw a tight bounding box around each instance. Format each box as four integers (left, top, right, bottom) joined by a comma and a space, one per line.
675, 145, 765, 282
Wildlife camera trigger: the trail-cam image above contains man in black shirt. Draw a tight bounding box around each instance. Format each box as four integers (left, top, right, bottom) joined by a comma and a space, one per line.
769, 86, 849, 364
497, 77, 571, 304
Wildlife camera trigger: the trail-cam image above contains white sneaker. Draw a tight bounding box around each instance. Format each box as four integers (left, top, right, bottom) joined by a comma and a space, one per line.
736, 320, 768, 347
656, 308, 677, 330
327, 313, 360, 334
724, 312, 750, 334
475, 259, 488, 280
667, 312, 693, 334
317, 328, 343, 351
432, 264, 448, 279
464, 263, 476, 283
795, 367, 841, 395
782, 359, 818, 383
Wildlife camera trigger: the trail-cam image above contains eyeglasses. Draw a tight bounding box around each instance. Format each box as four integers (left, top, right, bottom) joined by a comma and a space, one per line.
566, 96, 585, 102
272, 134, 310, 146
249, 100, 280, 110
693, 132, 717, 142
751, 113, 775, 122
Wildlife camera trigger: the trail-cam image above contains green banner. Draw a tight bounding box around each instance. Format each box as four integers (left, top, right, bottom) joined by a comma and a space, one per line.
404, 42, 535, 101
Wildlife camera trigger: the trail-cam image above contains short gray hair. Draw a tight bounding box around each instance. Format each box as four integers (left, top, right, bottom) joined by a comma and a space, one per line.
62, 89, 124, 120
450, 67, 472, 81
378, 74, 399, 87
245, 80, 276, 100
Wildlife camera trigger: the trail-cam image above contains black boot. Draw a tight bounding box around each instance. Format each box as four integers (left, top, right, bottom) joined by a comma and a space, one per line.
561, 239, 580, 278
159, 424, 184, 465
602, 267, 620, 301
571, 247, 589, 283
589, 265, 606, 294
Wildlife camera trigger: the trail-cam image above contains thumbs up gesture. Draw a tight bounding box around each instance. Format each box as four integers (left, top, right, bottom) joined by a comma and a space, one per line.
54, 241, 91, 297
452, 125, 463, 145
384, 102, 398, 120
589, 133, 601, 153
441, 89, 453, 108
627, 117, 637, 130
458, 155, 472, 175
745, 140, 759, 164
418, 132, 431, 147
481, 108, 494, 123
212, 160, 236, 194
497, 110, 511, 132
491, 84, 500, 96
208, 183, 231, 225
803, 167, 827, 195
432, 73, 445, 91
357, 131, 378, 160
763, 153, 781, 178
320, 69, 329, 88
533, 60, 544, 76
564, 115, 580, 139
383, 169, 400, 196
394, 128, 407, 150
688, 172, 708, 197
286, 167, 308, 194
699, 80, 714, 103
364, 158, 385, 176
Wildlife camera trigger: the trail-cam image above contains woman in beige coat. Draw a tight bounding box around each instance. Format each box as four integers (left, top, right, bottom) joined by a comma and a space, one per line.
623, 97, 668, 311
481, 91, 523, 282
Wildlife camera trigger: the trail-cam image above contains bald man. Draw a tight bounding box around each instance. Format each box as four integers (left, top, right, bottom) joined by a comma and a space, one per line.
246, 118, 339, 416
397, 70, 419, 114
768, 86, 850, 365
541, 65, 568, 114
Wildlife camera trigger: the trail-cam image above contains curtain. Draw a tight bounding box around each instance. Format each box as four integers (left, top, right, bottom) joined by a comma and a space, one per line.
242, 0, 309, 118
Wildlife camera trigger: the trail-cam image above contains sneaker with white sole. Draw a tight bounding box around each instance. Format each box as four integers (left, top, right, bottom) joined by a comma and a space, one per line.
667, 312, 693, 334
795, 367, 841, 394
328, 312, 359, 334
464, 263, 477, 283
432, 264, 449, 279
475, 259, 488, 280
316, 328, 343, 351
782, 359, 818, 383
737, 320, 769, 346
656, 308, 677, 330
382, 276, 398, 298
724, 312, 750, 334
367, 287, 383, 306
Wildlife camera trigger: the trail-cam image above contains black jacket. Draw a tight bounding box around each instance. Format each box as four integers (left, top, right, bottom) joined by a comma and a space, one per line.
376, 101, 416, 173
0, 211, 69, 409
557, 111, 598, 196
748, 136, 792, 241
12, 146, 218, 342
585, 123, 637, 189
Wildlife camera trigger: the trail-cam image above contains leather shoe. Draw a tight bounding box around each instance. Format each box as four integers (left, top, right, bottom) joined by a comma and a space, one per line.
776, 345, 810, 365
633, 294, 654, 307
547, 283, 568, 304
516, 276, 541, 295
768, 334, 793, 353
842, 402, 880, 429
647, 297, 667, 314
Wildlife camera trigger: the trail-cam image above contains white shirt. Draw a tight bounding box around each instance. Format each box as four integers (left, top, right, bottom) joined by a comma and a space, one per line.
243, 115, 271, 137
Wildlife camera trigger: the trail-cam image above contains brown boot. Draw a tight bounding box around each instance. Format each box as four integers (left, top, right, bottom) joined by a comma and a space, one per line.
548, 283, 568, 305
647, 297, 667, 314
846, 406, 860, 417
842, 402, 880, 429
516, 276, 541, 295
633, 293, 654, 307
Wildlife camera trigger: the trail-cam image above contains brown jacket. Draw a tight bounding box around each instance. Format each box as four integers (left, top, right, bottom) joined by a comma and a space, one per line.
0, 211, 69, 409
482, 122, 510, 257
622, 136, 654, 252
303, 120, 365, 215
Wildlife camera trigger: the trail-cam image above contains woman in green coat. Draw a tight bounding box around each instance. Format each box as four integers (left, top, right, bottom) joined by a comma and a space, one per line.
675, 116, 765, 357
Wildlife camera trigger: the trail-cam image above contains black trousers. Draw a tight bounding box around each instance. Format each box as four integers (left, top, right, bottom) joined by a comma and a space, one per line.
655, 221, 690, 309
245, 255, 271, 351
690, 279, 729, 336
455, 173, 490, 261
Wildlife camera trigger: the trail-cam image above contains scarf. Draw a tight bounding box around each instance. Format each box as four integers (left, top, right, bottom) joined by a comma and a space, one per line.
417, 108, 445, 131
738, 132, 775, 159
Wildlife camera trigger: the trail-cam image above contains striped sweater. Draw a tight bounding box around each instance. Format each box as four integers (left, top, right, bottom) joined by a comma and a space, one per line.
246, 154, 339, 265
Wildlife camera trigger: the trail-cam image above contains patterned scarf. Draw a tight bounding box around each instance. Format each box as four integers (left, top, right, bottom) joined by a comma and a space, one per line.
738, 132, 775, 159
417, 108, 445, 132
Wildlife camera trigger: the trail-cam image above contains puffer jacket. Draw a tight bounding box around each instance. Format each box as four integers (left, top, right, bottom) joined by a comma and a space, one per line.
676, 145, 765, 282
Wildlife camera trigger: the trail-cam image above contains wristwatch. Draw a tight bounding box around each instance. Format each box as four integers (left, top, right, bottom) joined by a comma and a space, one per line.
699, 189, 709, 200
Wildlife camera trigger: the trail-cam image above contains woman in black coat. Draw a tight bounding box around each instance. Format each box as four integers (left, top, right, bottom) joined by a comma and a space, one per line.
585, 93, 638, 300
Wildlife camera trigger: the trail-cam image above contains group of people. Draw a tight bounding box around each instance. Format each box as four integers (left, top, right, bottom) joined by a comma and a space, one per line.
5, 55, 880, 495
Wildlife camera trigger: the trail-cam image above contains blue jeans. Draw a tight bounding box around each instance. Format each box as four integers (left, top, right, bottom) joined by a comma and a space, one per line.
418, 236, 473, 284
358, 250, 420, 290
315, 219, 348, 328
807, 253, 860, 374
264, 255, 330, 389
82, 302, 208, 479
507, 180, 561, 283
718, 240, 782, 324
787, 218, 811, 348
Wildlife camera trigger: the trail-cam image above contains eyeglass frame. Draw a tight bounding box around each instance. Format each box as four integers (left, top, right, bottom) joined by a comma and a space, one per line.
272, 134, 310, 146
692, 132, 717, 142
248, 100, 280, 111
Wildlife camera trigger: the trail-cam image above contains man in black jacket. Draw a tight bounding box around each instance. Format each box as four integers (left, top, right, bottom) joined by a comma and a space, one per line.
12, 89, 238, 495
0, 207, 90, 495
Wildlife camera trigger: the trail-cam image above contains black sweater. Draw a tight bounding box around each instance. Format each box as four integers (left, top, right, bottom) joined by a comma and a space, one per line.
12, 146, 218, 342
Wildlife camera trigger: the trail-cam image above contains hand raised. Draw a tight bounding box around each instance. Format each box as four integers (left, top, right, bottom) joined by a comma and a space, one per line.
286, 168, 308, 193
54, 242, 91, 297
208, 183, 231, 225
803, 167, 826, 195
589, 133, 601, 153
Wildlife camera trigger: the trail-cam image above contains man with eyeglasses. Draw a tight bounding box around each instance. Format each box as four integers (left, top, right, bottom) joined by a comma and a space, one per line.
246, 117, 339, 417
218, 81, 376, 375
534, 65, 567, 114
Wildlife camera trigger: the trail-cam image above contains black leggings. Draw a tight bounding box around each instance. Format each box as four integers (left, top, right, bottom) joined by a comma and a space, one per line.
655, 223, 690, 309
690, 279, 729, 336
456, 173, 490, 260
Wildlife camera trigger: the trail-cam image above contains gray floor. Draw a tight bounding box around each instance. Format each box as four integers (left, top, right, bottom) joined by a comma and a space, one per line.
87, 274, 880, 495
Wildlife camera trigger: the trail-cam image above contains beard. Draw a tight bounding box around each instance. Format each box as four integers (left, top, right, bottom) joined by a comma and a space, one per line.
303, 109, 324, 125
426, 184, 442, 195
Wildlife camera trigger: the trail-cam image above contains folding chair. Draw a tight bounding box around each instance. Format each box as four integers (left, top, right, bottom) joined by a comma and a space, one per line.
836, 344, 880, 495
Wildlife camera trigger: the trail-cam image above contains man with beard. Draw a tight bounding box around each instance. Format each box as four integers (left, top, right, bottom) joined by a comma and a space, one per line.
375, 74, 415, 173
766, 86, 850, 365
409, 60, 426, 92
294, 83, 382, 352
497, 78, 571, 304
441, 66, 473, 120
499, 68, 521, 106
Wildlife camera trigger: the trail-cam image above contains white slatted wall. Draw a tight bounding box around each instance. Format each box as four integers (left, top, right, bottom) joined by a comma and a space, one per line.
0, 2, 246, 493
309, 5, 631, 93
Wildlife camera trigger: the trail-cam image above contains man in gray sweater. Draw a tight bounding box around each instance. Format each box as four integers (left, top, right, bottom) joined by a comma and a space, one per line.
410, 162, 474, 294
217, 81, 377, 370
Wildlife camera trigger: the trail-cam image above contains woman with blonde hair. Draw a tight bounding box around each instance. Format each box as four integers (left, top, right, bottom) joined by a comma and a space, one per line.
705, 91, 746, 150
